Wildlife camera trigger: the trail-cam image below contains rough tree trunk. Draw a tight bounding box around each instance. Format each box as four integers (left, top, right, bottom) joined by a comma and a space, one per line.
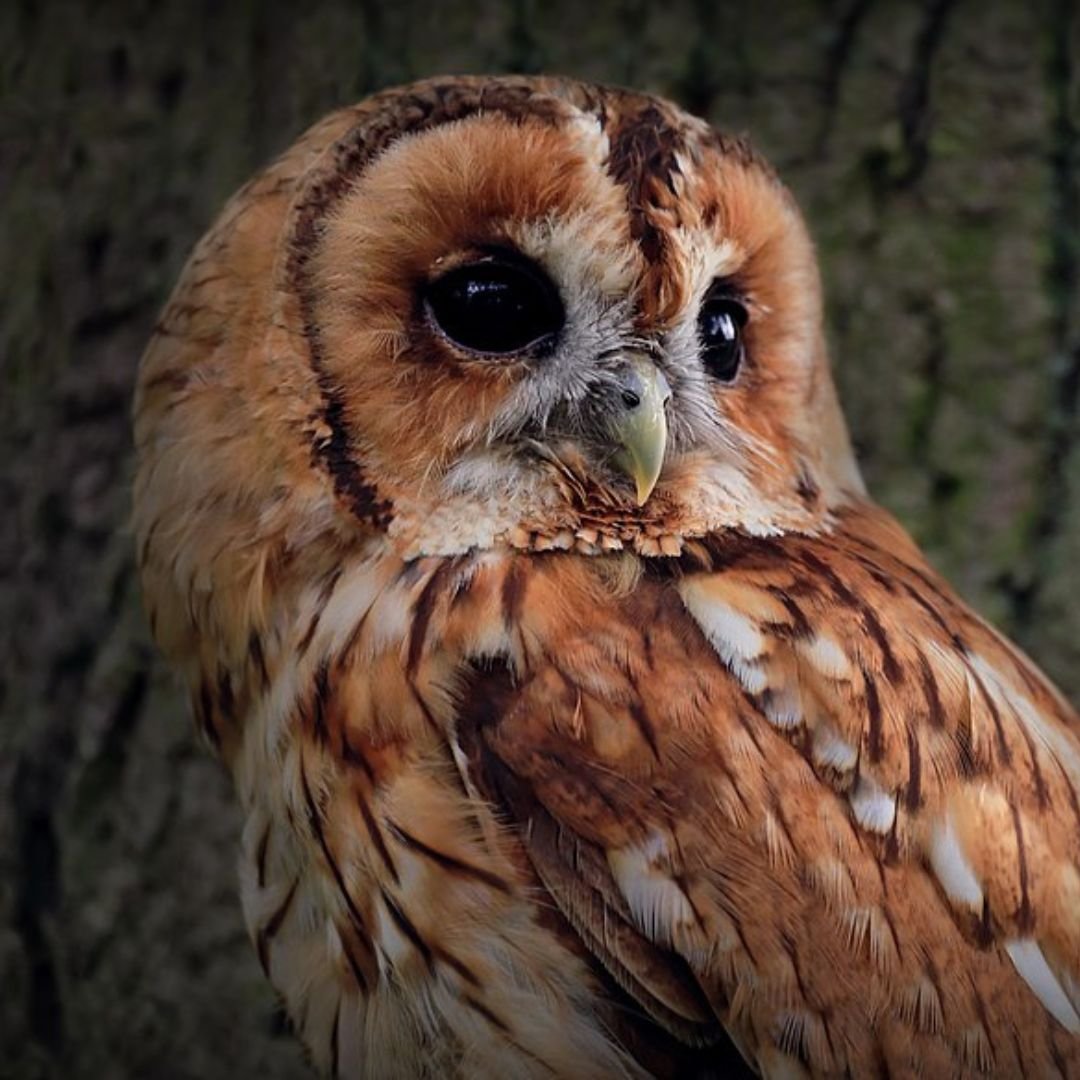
2, 1, 1078, 1076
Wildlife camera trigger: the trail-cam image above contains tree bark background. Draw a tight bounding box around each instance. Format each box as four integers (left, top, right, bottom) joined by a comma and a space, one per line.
2, 1, 1078, 1076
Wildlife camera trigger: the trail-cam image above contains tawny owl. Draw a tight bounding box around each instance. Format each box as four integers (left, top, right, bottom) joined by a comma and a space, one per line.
133, 76, 1080, 1078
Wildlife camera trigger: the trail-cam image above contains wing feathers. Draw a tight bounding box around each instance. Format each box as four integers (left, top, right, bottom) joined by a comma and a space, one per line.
441, 503, 1080, 1075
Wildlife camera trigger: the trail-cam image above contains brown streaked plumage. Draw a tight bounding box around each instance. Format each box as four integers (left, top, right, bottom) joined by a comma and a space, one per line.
133, 75, 1080, 1077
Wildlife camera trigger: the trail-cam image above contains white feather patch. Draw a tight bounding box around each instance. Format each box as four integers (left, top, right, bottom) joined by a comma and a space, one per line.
927, 813, 983, 911
733, 659, 769, 695
608, 838, 697, 946
812, 724, 859, 773
1004, 939, 1080, 1033
763, 682, 802, 730
679, 582, 773, 695
679, 583, 765, 662
849, 774, 896, 834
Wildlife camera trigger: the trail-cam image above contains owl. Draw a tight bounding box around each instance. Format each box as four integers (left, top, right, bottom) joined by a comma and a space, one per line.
133, 76, 1080, 1078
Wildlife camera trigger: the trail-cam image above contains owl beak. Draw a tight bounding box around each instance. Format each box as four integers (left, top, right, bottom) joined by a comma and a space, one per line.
609, 355, 671, 506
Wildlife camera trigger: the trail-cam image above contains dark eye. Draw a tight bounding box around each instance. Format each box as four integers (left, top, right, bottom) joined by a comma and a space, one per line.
698, 289, 748, 382
424, 257, 564, 356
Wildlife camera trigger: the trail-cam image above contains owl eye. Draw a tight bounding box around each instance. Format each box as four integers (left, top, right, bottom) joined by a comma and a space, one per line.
698, 289, 748, 382
425, 257, 564, 356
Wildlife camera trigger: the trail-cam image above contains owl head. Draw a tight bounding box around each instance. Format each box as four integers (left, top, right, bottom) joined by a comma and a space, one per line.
135, 75, 864, 644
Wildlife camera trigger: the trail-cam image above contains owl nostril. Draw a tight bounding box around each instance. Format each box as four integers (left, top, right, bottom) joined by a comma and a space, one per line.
614, 360, 671, 414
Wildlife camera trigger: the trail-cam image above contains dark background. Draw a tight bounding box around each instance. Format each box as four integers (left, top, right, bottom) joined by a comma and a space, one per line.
2, 1, 1078, 1076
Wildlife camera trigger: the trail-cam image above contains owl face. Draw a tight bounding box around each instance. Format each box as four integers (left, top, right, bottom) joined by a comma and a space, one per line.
290, 80, 863, 558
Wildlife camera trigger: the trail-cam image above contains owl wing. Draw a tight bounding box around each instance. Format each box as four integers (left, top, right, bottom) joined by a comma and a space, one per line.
446, 503, 1080, 1077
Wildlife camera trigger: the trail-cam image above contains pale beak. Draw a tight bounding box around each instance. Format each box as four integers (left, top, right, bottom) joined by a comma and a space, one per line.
609, 354, 672, 506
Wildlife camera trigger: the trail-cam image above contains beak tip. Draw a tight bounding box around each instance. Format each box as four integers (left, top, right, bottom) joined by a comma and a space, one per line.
634, 479, 656, 506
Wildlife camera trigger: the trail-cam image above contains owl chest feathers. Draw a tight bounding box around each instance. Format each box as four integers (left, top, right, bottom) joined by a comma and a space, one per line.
212, 522, 1080, 1078
228, 546, 654, 1079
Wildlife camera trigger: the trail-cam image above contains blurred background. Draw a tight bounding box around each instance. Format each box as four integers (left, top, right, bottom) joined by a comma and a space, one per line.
2, 1, 1078, 1076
